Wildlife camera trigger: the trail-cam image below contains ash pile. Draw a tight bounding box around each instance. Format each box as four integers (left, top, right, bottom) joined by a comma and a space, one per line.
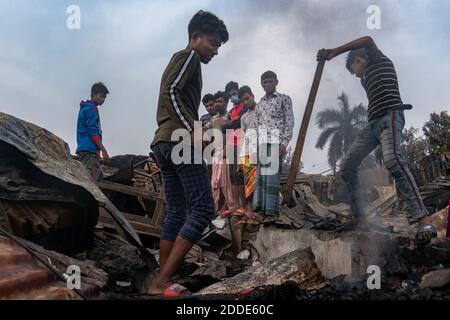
1, 111, 449, 300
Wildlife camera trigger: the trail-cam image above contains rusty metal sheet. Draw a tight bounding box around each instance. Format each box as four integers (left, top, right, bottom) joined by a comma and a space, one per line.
0, 235, 81, 300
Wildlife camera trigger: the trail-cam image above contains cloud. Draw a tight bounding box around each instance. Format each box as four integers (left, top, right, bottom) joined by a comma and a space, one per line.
0, 0, 448, 172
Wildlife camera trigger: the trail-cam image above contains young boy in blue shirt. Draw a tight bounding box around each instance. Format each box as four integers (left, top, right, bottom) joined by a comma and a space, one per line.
76, 82, 110, 181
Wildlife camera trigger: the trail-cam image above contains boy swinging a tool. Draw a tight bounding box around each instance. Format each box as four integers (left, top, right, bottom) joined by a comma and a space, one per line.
317, 36, 436, 244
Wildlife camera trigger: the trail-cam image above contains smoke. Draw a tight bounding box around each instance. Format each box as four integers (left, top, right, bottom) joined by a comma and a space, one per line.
0, 0, 448, 171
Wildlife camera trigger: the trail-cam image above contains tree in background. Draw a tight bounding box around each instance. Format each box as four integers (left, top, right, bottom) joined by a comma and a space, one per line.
399, 111, 449, 168
423, 111, 450, 155
315, 92, 367, 173
399, 111, 449, 186
401, 127, 431, 168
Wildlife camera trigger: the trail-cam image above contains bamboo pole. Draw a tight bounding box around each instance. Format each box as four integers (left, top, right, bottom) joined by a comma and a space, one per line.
282, 59, 326, 204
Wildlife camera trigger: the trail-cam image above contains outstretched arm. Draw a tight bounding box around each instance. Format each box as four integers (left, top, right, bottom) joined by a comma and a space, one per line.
317, 36, 378, 61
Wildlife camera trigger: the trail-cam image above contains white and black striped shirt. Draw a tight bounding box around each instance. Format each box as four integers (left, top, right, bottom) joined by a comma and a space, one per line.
361, 50, 404, 121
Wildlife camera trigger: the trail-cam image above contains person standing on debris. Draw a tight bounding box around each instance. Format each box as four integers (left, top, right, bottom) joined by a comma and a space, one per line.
238, 85, 260, 223
251, 71, 295, 220
76, 82, 110, 181
149, 10, 229, 298
200, 93, 216, 127
317, 36, 437, 244
224, 81, 247, 218
208, 91, 229, 129
210, 91, 241, 217
200, 93, 216, 177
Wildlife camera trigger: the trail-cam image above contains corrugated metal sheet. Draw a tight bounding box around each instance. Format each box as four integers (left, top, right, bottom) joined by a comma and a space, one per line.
0, 235, 81, 300
0, 112, 146, 252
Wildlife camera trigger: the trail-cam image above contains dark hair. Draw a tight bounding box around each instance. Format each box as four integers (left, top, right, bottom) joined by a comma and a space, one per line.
225, 81, 239, 95
238, 86, 254, 99
91, 82, 109, 97
188, 10, 229, 44
202, 93, 215, 104
346, 48, 368, 72
261, 70, 277, 81
214, 91, 228, 103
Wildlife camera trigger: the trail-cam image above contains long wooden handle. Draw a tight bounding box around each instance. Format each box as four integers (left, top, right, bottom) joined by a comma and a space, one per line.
282, 59, 326, 203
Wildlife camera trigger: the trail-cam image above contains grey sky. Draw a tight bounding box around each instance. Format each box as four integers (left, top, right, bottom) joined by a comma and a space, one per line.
0, 0, 449, 173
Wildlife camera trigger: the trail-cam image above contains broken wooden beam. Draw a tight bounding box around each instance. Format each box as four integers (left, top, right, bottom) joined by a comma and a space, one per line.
98, 208, 161, 238
197, 247, 327, 296
96, 180, 164, 201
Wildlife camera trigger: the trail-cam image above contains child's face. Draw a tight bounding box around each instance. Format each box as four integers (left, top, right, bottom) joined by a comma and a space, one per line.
92, 93, 107, 106
191, 33, 222, 64
350, 57, 367, 78
204, 100, 216, 114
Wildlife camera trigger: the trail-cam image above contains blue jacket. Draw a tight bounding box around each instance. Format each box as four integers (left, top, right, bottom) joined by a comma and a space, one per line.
76, 100, 102, 155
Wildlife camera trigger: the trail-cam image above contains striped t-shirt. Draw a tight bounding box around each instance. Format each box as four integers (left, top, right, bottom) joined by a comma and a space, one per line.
361, 50, 405, 121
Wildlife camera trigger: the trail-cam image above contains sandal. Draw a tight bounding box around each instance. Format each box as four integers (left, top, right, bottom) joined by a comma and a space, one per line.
219, 209, 235, 218
233, 215, 246, 223
232, 208, 246, 217
416, 223, 437, 245
163, 283, 192, 298
148, 283, 192, 299
237, 216, 259, 225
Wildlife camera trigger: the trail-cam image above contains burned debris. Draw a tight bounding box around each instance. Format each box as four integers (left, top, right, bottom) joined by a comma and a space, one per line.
0, 113, 157, 299
0, 111, 449, 300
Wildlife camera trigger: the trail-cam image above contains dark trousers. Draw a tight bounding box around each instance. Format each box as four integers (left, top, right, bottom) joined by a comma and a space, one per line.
152, 142, 214, 243
78, 151, 102, 181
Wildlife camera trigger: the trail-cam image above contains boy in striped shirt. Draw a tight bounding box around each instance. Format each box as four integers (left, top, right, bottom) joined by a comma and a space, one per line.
317, 36, 436, 244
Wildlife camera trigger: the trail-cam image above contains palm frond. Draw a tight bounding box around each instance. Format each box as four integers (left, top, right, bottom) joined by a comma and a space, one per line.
338, 92, 350, 112
315, 126, 339, 149
316, 109, 342, 129
351, 103, 368, 120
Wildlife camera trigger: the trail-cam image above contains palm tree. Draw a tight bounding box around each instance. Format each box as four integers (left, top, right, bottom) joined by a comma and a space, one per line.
315, 92, 367, 173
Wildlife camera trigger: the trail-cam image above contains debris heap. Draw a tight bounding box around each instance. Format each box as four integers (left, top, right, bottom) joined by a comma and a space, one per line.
1, 111, 449, 300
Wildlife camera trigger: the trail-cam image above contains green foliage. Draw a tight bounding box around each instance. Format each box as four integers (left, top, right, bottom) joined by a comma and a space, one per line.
422, 111, 450, 155
400, 127, 430, 167
400, 111, 449, 167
